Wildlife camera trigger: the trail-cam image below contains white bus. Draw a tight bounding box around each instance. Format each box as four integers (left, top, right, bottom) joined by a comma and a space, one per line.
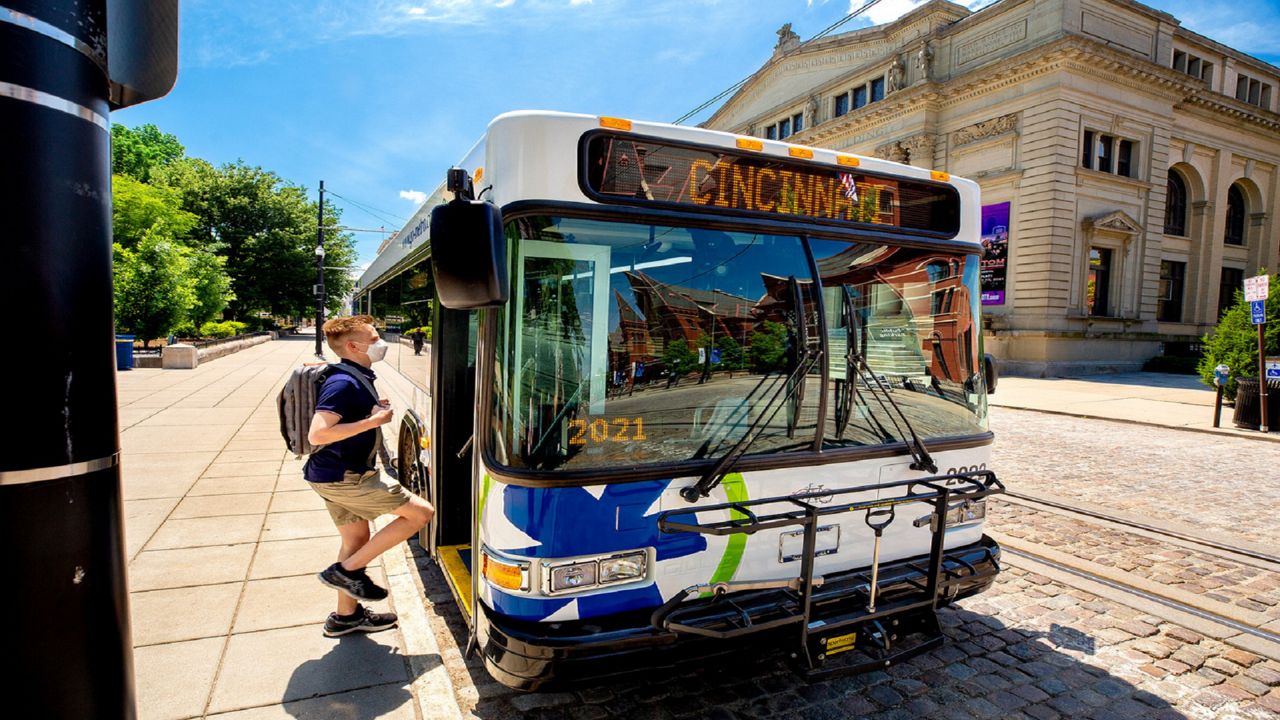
355, 111, 1003, 690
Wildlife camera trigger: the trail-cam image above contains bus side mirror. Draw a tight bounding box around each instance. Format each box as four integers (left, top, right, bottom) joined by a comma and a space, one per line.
429, 199, 508, 309
984, 353, 998, 395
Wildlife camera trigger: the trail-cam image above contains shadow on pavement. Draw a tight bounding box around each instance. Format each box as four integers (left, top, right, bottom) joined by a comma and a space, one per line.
410, 550, 1184, 720
281, 634, 440, 720
1042, 372, 1208, 392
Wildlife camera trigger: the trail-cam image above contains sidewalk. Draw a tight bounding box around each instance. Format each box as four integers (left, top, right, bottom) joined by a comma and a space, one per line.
989, 371, 1280, 442
118, 333, 444, 719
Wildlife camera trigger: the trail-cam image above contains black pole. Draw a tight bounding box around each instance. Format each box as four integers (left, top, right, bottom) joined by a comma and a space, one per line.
1260, 322, 1269, 433
1213, 385, 1224, 428
0, 1, 174, 716
316, 179, 326, 356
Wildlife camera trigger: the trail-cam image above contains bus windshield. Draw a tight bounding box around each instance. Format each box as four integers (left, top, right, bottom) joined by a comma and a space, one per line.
489, 215, 986, 473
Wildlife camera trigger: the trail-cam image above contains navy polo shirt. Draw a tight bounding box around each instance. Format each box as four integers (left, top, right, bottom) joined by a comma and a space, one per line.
303, 360, 380, 483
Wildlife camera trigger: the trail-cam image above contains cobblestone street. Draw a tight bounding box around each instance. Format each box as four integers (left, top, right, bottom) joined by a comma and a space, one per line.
407, 406, 1280, 720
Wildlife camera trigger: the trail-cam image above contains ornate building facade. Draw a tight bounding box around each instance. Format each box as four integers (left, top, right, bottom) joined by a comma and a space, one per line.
703, 0, 1280, 375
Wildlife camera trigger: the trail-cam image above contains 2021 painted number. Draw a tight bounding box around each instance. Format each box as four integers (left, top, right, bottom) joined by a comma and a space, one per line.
569, 417, 648, 445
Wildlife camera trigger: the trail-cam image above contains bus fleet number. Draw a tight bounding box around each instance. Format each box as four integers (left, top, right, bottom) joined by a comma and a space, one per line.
569, 417, 648, 445
944, 463, 987, 475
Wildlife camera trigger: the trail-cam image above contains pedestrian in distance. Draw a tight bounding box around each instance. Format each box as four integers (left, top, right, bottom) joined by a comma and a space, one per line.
411, 327, 424, 356
305, 315, 434, 637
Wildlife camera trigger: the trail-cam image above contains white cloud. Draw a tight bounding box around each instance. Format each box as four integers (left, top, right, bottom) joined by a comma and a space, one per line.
570, 0, 593, 5
399, 189, 429, 204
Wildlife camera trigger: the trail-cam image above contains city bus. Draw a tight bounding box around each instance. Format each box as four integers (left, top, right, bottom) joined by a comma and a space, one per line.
354, 111, 1003, 690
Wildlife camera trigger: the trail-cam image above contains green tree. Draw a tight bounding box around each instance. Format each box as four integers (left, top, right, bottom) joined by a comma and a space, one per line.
112, 123, 185, 182
113, 226, 196, 346
112, 173, 198, 247
715, 334, 747, 371
747, 321, 790, 372
1198, 273, 1280, 398
663, 339, 700, 379
155, 159, 357, 319
187, 249, 235, 327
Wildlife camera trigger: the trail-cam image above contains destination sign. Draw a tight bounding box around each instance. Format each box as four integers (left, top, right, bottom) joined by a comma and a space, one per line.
584, 133, 960, 236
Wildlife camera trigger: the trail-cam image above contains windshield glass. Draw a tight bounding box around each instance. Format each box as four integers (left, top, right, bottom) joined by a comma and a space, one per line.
491, 216, 821, 471
810, 239, 988, 447
489, 216, 986, 473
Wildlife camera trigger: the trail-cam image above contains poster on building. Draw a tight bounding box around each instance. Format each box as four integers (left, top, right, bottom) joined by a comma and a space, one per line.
980, 202, 1010, 305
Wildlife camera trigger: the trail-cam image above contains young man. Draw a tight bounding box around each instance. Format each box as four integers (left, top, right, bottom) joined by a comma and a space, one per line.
306, 315, 435, 637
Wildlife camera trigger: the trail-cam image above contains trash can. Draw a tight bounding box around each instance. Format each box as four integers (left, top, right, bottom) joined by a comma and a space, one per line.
1231, 377, 1280, 430
115, 335, 135, 371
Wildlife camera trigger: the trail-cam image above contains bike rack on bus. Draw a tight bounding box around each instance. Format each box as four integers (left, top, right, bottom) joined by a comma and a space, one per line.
654, 470, 1004, 676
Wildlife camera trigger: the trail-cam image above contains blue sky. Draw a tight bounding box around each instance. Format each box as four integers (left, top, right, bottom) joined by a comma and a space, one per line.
116, 0, 1280, 268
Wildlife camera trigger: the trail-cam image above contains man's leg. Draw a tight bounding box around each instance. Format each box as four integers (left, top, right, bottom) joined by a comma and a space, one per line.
335, 520, 371, 615
340, 494, 433, 572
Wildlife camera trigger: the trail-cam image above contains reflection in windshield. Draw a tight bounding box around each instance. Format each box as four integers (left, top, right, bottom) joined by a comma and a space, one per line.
489, 216, 985, 473
492, 217, 818, 471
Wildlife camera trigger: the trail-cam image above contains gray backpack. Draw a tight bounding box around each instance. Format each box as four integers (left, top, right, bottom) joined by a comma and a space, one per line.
277, 362, 381, 458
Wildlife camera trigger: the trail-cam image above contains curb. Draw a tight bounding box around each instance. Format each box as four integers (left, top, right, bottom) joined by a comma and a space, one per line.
990, 402, 1280, 443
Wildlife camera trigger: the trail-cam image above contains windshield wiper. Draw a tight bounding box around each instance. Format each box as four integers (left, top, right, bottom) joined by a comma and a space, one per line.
681, 276, 822, 503
842, 289, 938, 474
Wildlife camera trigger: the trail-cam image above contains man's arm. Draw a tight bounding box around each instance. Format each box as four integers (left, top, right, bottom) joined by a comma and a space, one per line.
308, 405, 393, 446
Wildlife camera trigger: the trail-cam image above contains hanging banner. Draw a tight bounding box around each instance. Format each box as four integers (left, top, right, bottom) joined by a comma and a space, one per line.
980, 202, 1010, 305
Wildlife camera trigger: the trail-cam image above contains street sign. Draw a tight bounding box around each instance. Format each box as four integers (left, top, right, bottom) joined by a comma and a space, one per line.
385, 315, 405, 323
1245, 274, 1270, 302
1267, 357, 1280, 380
710, 348, 721, 364
1251, 300, 1266, 325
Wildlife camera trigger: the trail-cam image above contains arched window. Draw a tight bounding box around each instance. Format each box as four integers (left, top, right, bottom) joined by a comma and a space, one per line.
1225, 184, 1246, 246
1163, 171, 1187, 236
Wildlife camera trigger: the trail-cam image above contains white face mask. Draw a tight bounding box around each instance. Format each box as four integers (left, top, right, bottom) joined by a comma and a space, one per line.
357, 339, 388, 363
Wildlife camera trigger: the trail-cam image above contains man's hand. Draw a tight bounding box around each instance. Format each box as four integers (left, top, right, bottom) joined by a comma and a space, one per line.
367, 400, 394, 428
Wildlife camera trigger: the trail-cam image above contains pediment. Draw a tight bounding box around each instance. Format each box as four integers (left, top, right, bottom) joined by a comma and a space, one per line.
1084, 210, 1142, 235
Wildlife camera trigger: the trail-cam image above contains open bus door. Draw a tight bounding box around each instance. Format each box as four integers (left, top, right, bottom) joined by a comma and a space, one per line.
428, 302, 478, 625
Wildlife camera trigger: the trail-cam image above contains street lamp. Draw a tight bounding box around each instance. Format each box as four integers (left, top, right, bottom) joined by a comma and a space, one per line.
314, 242, 326, 357
315, 180, 327, 357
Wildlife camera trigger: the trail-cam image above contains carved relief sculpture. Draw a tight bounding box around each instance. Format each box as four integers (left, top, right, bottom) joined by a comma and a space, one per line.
888, 54, 906, 93
951, 113, 1019, 147
915, 41, 934, 83
775, 23, 801, 55
807, 94, 821, 127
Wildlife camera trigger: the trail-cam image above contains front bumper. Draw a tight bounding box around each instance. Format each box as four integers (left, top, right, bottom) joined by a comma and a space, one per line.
477, 535, 1001, 691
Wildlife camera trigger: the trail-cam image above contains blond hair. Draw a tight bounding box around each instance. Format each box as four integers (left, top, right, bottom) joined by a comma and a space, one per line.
322, 315, 375, 353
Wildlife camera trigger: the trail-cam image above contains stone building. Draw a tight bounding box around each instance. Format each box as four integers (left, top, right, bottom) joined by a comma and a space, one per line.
703, 0, 1280, 375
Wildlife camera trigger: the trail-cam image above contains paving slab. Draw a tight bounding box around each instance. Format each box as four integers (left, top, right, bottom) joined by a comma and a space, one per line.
145, 513, 266, 550
137, 407, 257, 427
207, 625, 410, 714
261, 510, 338, 542
121, 451, 220, 498
224, 437, 291, 451
268, 489, 326, 514
130, 544, 256, 591
124, 497, 181, 559
216, 449, 290, 464
249, 537, 380, 581
188, 475, 280, 497
122, 425, 239, 454
133, 636, 224, 720
131, 582, 242, 646
202, 460, 285, 479
232, 567, 389, 634
204, 684, 417, 720
171, 492, 273, 519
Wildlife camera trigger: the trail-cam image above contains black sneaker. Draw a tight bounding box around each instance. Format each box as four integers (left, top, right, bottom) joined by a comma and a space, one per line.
318, 562, 389, 601
323, 604, 398, 637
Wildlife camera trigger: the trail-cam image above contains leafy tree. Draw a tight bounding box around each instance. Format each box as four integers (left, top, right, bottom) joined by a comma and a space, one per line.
113, 226, 196, 346
112, 174, 197, 247
155, 159, 357, 319
1198, 273, 1280, 398
715, 334, 747, 371
112, 123, 184, 182
663, 339, 700, 379
187, 249, 235, 327
748, 321, 791, 372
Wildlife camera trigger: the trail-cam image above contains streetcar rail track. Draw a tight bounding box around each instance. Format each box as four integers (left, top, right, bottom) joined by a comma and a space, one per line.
999, 491, 1280, 567
1001, 546, 1280, 648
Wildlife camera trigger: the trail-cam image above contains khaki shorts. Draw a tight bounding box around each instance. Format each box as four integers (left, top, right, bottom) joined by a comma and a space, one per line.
308, 469, 411, 527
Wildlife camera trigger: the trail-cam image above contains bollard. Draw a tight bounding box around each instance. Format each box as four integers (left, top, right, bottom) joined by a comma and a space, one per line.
1213, 364, 1229, 429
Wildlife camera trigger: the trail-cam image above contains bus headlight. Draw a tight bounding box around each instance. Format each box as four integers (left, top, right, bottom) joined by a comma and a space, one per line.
550, 561, 598, 593
543, 550, 649, 595
599, 552, 647, 584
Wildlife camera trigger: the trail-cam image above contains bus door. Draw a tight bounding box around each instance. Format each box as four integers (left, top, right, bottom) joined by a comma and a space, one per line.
429, 302, 477, 617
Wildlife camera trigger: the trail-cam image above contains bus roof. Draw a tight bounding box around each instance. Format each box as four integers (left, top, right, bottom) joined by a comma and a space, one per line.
357, 111, 980, 294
